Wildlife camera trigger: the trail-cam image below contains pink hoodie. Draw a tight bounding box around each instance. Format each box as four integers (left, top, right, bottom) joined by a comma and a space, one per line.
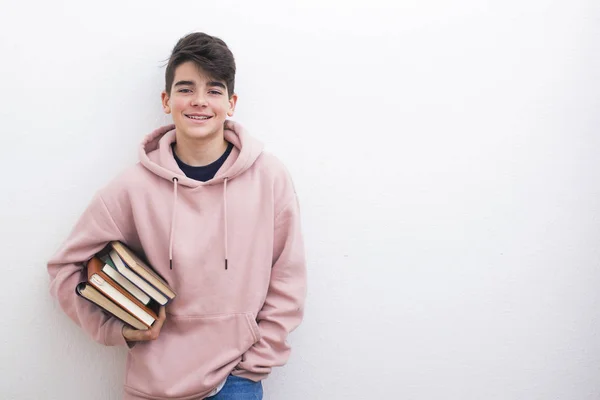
47, 121, 307, 399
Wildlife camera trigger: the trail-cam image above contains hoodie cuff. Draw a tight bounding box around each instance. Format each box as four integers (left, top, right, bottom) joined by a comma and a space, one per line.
104, 318, 128, 347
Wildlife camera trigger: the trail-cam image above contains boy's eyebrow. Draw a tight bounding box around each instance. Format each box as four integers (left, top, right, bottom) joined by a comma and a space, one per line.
174, 80, 196, 87
207, 81, 226, 89
173, 80, 226, 90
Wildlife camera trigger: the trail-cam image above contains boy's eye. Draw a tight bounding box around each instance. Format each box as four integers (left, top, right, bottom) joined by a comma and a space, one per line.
178, 88, 192, 93
209, 90, 223, 95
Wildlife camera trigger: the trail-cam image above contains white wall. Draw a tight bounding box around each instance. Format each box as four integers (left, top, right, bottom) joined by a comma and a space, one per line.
1, 0, 599, 399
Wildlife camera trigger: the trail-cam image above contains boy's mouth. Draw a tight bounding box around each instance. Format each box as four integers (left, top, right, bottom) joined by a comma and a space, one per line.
185, 114, 212, 121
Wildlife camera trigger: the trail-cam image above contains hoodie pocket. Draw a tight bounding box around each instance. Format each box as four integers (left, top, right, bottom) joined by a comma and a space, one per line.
125, 312, 261, 400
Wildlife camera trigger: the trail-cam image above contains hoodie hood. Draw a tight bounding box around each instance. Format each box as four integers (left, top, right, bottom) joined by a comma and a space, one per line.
139, 120, 264, 187
137, 120, 264, 270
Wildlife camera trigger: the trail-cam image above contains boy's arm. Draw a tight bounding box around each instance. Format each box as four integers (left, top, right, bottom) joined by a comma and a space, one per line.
47, 191, 128, 347
233, 193, 307, 380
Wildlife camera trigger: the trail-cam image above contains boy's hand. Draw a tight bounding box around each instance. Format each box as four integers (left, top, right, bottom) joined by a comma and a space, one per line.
122, 306, 167, 342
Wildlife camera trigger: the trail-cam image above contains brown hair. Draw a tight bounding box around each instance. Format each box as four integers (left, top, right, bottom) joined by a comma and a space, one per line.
165, 32, 236, 98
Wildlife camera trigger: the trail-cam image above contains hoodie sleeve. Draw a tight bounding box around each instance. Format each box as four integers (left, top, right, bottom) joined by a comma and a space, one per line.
233, 192, 307, 380
47, 191, 128, 347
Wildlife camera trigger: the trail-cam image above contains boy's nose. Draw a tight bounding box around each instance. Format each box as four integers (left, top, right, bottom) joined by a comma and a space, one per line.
191, 93, 208, 106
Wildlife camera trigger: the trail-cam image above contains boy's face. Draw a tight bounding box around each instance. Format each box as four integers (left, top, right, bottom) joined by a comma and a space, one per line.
161, 61, 237, 143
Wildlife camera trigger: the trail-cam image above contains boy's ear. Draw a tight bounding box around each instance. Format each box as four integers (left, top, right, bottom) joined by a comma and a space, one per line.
227, 93, 238, 117
161, 91, 171, 114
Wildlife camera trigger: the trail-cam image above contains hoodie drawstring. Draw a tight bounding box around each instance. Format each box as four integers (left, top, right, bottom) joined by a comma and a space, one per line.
169, 176, 229, 271
169, 177, 178, 269
223, 177, 229, 270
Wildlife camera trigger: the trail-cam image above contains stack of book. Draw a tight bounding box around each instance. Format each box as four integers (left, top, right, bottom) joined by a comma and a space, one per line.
76, 241, 176, 330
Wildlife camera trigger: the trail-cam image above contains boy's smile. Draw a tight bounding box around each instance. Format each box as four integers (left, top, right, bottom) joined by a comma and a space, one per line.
185, 113, 212, 122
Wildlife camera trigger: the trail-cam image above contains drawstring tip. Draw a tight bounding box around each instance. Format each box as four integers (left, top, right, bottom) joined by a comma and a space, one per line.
225, 259, 228, 270
170, 259, 173, 270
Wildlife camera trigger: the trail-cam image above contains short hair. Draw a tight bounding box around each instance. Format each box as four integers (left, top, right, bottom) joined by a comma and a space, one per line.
165, 32, 236, 98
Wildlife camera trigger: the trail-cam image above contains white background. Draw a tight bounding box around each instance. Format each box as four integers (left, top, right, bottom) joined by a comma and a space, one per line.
1, 0, 599, 399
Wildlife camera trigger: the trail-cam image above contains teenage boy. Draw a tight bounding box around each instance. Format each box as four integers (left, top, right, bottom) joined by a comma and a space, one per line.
48, 32, 307, 400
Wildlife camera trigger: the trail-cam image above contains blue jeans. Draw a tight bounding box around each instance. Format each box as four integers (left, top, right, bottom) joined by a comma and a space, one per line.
206, 375, 263, 400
